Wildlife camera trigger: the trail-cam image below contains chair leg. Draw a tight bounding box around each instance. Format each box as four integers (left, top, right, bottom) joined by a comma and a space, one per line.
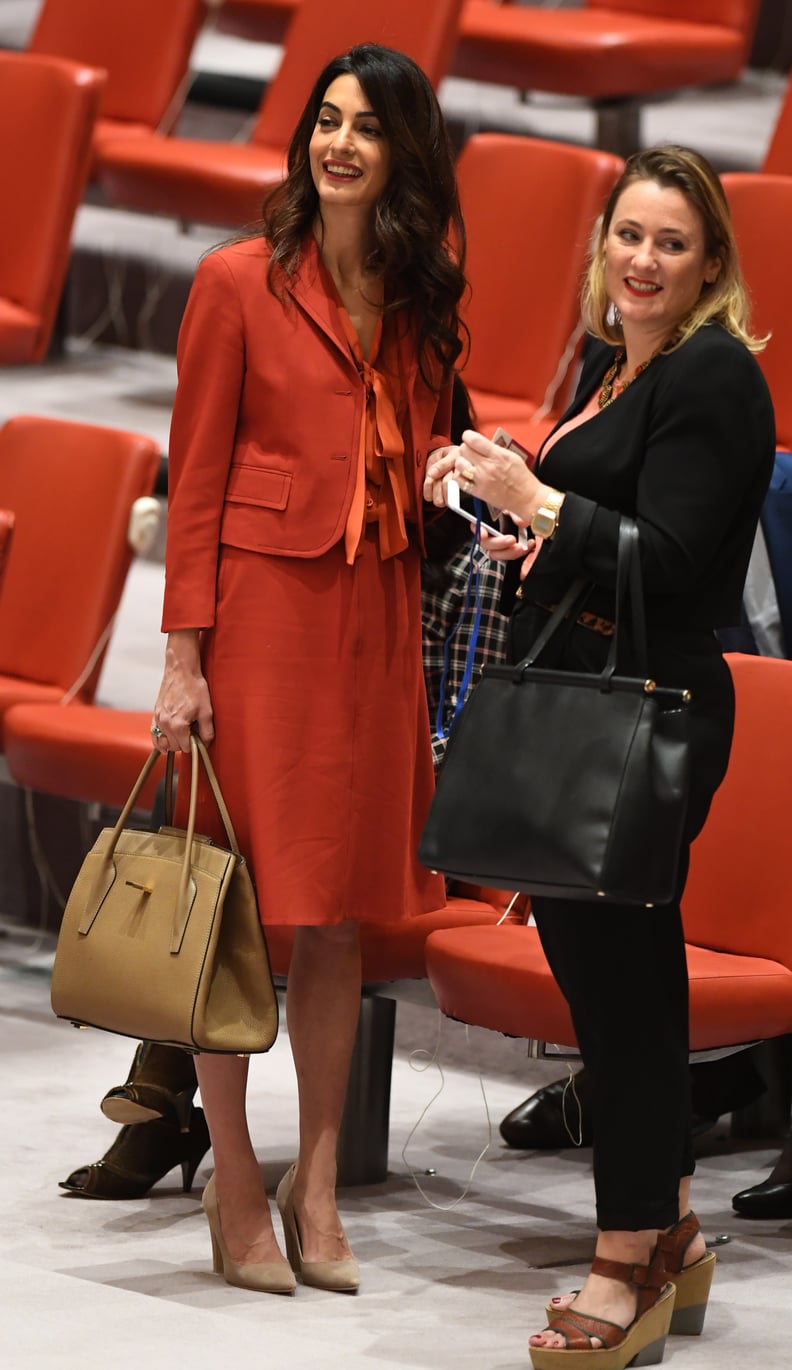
731, 1037, 792, 1140
46, 272, 71, 360
595, 98, 641, 158
336, 994, 396, 1187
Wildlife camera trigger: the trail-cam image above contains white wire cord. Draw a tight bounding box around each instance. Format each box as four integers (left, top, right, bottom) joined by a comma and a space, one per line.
496, 890, 523, 924
401, 895, 523, 1204
529, 319, 585, 427
401, 1010, 493, 1211
58, 614, 117, 707
71, 255, 131, 352
561, 1061, 585, 1147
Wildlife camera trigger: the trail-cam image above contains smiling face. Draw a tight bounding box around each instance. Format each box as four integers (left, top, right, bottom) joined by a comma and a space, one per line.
604, 178, 722, 350
308, 73, 391, 215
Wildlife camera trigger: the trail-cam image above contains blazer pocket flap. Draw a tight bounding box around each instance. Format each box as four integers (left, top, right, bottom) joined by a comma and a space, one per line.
225, 464, 292, 511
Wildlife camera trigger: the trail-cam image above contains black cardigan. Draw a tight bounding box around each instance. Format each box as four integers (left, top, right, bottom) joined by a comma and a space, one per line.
508, 323, 776, 631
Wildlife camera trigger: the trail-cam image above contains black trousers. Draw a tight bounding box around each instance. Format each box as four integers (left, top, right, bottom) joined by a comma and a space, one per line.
511, 604, 735, 1231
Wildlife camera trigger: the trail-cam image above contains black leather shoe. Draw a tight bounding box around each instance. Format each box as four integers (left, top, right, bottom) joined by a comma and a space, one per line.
500, 1072, 593, 1149
500, 1070, 720, 1150
732, 1180, 792, 1219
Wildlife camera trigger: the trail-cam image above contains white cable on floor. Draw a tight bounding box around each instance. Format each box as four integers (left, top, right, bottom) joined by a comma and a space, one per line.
401, 1010, 493, 1211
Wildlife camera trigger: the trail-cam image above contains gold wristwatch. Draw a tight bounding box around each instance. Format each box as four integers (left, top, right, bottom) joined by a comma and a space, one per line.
530, 489, 565, 539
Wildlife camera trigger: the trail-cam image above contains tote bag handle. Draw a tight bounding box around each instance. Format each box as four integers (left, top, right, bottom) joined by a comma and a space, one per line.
85, 736, 245, 953
514, 517, 649, 685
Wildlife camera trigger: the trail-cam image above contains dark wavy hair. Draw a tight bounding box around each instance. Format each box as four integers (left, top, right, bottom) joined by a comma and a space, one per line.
258, 43, 467, 387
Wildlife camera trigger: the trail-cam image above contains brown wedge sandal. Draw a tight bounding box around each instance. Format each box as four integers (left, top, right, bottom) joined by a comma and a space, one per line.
546, 1209, 715, 1337
656, 1211, 716, 1335
529, 1247, 675, 1370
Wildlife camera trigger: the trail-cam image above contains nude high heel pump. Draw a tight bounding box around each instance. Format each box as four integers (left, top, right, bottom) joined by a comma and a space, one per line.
201, 1174, 296, 1295
276, 1163, 360, 1292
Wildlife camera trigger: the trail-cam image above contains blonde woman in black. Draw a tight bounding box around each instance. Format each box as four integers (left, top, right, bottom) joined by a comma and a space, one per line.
425, 145, 775, 1369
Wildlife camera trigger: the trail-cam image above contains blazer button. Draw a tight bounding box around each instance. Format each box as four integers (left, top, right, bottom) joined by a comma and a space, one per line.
415, 451, 424, 468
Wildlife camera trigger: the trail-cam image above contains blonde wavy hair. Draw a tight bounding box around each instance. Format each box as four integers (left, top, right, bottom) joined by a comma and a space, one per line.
581, 144, 767, 354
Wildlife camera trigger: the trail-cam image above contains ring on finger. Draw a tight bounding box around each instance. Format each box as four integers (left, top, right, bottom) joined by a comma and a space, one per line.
151, 724, 164, 739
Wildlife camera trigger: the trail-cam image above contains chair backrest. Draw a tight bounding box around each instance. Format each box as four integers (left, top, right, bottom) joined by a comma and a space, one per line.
721, 173, 792, 451
681, 653, 792, 972
588, 0, 760, 52
0, 51, 103, 365
762, 70, 792, 175
251, 0, 464, 150
0, 512, 14, 597
28, 0, 206, 131
218, 0, 299, 45
0, 416, 161, 702
459, 134, 623, 407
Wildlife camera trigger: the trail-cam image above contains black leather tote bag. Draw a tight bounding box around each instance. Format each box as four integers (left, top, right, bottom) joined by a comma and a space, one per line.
419, 518, 691, 907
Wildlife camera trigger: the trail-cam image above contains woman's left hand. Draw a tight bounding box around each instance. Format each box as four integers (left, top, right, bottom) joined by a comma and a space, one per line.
423, 444, 459, 507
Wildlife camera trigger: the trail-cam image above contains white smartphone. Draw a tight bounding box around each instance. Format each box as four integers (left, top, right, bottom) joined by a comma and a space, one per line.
446, 478, 501, 537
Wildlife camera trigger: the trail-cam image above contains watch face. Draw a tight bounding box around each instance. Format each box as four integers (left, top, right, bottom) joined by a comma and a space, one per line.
532, 509, 555, 538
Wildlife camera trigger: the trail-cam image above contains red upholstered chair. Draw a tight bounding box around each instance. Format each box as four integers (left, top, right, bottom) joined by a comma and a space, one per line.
762, 70, 792, 176
4, 706, 164, 813
458, 134, 623, 453
721, 173, 792, 452
0, 52, 103, 365
0, 512, 14, 594
28, 0, 207, 169
454, 1, 762, 156
3, 689, 503, 1182
97, 0, 465, 227
3, 697, 505, 980
425, 654, 792, 1060
217, 0, 300, 44
0, 416, 160, 744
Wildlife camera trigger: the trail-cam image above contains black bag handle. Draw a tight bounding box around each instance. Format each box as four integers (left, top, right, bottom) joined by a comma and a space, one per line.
514, 516, 649, 685
607, 517, 649, 681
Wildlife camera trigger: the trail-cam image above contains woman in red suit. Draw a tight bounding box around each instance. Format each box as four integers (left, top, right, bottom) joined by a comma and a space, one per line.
149, 44, 466, 1294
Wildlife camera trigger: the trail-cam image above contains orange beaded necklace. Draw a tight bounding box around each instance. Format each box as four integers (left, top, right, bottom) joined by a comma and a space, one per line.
597, 349, 653, 409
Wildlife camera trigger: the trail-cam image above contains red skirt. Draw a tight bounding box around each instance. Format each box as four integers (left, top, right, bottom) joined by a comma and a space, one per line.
187, 532, 445, 925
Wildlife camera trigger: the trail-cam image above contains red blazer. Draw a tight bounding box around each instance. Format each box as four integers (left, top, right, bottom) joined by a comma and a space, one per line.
162, 235, 452, 631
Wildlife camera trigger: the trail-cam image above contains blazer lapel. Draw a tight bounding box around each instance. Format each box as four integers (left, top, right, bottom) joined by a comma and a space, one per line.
286, 236, 357, 371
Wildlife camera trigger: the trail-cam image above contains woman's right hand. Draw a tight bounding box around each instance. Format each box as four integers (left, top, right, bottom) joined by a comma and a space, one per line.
150, 629, 214, 753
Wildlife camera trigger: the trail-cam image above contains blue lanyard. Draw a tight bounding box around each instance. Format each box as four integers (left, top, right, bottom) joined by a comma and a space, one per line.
434, 504, 485, 741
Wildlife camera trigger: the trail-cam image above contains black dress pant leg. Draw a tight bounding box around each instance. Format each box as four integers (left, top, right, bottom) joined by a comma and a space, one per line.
531, 889, 692, 1232
510, 611, 736, 1230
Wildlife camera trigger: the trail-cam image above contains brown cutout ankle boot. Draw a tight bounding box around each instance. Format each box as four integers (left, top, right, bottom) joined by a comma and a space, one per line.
60, 1106, 210, 1199
100, 1042, 197, 1130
